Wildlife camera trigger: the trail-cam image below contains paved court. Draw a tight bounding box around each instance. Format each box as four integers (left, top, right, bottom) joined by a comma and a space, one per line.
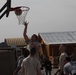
41, 68, 58, 75
51, 68, 58, 75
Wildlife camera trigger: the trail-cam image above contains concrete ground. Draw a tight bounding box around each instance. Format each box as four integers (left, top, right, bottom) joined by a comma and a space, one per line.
41, 68, 58, 75
51, 68, 58, 75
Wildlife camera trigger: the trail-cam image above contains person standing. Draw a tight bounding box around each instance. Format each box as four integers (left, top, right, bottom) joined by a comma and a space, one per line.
23, 21, 43, 60
54, 44, 68, 75
21, 47, 42, 75
44, 57, 52, 75
13, 48, 29, 75
63, 57, 76, 75
59, 44, 68, 75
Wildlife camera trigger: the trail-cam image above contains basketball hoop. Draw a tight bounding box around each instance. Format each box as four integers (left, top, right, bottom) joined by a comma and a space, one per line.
14, 6, 30, 25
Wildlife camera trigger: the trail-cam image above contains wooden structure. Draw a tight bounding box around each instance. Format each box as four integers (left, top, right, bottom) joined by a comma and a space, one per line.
38, 31, 76, 67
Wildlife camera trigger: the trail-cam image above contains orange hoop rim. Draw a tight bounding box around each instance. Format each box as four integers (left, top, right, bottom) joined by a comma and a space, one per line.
9, 6, 30, 12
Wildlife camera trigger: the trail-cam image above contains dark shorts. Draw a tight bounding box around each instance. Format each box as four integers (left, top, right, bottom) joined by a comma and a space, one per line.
73, 73, 76, 75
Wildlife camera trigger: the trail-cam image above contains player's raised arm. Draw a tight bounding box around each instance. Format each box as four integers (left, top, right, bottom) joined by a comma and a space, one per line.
23, 21, 29, 42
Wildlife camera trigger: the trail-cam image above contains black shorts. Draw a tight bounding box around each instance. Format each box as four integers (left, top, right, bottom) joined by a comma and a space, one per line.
73, 73, 76, 75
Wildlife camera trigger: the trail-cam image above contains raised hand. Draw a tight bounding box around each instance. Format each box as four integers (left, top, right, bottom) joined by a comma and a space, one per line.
24, 21, 29, 27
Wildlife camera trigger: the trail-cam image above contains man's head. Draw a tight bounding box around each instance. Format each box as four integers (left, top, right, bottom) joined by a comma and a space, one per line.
22, 48, 29, 57
15, 47, 22, 58
59, 44, 67, 53
64, 57, 71, 64
30, 47, 36, 56
16, 50, 22, 58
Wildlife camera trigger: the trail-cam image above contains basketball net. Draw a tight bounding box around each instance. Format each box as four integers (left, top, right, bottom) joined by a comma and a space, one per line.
14, 6, 30, 25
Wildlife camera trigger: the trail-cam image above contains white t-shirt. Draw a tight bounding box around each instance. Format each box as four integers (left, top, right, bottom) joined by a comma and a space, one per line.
22, 55, 41, 75
59, 52, 68, 69
63, 61, 76, 75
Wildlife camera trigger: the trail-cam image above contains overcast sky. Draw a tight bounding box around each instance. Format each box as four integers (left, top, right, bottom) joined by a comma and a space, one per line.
0, 0, 76, 42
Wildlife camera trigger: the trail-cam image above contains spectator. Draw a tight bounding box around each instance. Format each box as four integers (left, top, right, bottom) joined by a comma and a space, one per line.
44, 57, 52, 75
21, 47, 42, 75
63, 57, 76, 75
54, 44, 68, 75
13, 48, 29, 75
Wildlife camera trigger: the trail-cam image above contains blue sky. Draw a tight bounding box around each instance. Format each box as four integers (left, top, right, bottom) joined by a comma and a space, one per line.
0, 0, 76, 42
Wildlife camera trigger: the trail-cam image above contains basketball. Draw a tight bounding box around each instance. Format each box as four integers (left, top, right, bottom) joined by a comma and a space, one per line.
15, 8, 22, 16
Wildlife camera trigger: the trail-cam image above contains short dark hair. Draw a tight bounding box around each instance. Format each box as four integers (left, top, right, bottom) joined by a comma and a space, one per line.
62, 44, 67, 47
30, 47, 36, 55
65, 57, 71, 62
22, 48, 29, 57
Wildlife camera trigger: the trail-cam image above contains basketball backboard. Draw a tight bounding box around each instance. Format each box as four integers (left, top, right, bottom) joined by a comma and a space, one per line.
6, 0, 11, 17
0, 0, 11, 19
